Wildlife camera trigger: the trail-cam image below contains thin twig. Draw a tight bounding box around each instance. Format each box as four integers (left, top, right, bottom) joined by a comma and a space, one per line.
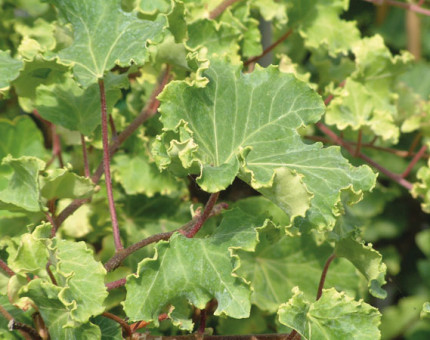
198, 309, 207, 334
208, 0, 242, 19
316, 122, 413, 190
46, 261, 57, 285
45, 212, 58, 238
80, 134, 90, 177
355, 130, 363, 157
106, 278, 127, 291
316, 254, 336, 301
304, 135, 428, 159
185, 193, 220, 238
108, 115, 118, 139
102, 312, 132, 338
402, 144, 427, 178
104, 202, 228, 272
0, 259, 15, 277
51, 124, 64, 168
54, 66, 171, 228
245, 29, 293, 66
0, 304, 13, 320
130, 314, 169, 332
407, 132, 423, 156
363, 0, 430, 16
286, 331, 301, 340
99, 78, 123, 251
137, 334, 291, 340
8, 320, 42, 340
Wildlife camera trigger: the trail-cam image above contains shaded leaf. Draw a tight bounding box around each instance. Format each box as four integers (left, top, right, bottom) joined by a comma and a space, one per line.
278, 287, 381, 340
0, 50, 23, 92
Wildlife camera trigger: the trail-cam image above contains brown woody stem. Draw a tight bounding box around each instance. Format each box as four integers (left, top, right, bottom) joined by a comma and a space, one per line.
316, 254, 336, 300
102, 312, 132, 338
99, 78, 122, 251
209, 0, 242, 19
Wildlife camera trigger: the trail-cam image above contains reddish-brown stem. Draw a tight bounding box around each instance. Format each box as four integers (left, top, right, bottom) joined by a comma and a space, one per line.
0, 259, 15, 277
0, 304, 13, 321
286, 331, 301, 340
46, 261, 57, 285
316, 122, 413, 190
185, 193, 220, 238
80, 134, 90, 178
355, 130, 363, 157
245, 29, 293, 67
138, 334, 294, 340
98, 78, 123, 251
106, 278, 127, 291
54, 66, 171, 228
305, 135, 428, 159
402, 144, 427, 178
208, 0, 242, 19
51, 124, 64, 168
102, 312, 132, 338
363, 0, 430, 16
108, 115, 118, 139
130, 314, 169, 332
198, 309, 207, 334
8, 320, 42, 340
46, 212, 58, 238
104, 202, 228, 272
316, 254, 336, 300
407, 132, 423, 156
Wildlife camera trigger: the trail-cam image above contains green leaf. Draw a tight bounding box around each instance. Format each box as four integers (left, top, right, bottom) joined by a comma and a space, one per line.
13, 56, 69, 112
326, 35, 412, 143
7, 224, 50, 275
124, 208, 262, 329
300, 3, 360, 56
422, 302, 430, 319
0, 116, 48, 160
49, 0, 167, 87
0, 50, 23, 92
187, 20, 241, 59
16, 18, 56, 59
112, 153, 183, 197
40, 167, 94, 200
48, 239, 108, 324
155, 58, 376, 229
0, 156, 45, 212
335, 237, 387, 299
412, 159, 430, 213
278, 287, 381, 340
21, 280, 102, 340
92, 315, 122, 340
35, 73, 128, 135
236, 224, 362, 313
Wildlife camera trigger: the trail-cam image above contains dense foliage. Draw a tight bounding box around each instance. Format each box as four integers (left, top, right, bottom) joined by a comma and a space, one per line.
1, 0, 430, 339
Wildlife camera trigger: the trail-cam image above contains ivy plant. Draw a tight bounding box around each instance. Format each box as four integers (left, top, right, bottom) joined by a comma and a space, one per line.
1, 0, 430, 339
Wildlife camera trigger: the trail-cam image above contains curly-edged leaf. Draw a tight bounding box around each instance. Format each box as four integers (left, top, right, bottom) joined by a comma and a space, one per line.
41, 167, 94, 200
48, 0, 166, 87
0, 116, 48, 160
154, 58, 376, 229
187, 20, 241, 59
278, 287, 381, 340
0, 156, 45, 212
412, 159, 430, 213
300, 2, 360, 56
252, 0, 287, 25
16, 18, 56, 59
124, 208, 262, 330
47, 239, 108, 324
21, 280, 101, 339
335, 237, 387, 299
0, 50, 23, 92
326, 35, 412, 143
236, 223, 361, 313
36, 73, 128, 135
112, 153, 183, 197
7, 224, 50, 275
13, 56, 69, 112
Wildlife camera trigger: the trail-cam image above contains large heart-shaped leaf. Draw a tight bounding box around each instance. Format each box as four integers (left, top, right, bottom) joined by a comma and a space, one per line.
154, 58, 376, 229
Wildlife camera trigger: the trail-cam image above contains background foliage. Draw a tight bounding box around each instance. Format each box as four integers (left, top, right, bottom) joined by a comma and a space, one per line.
1, 0, 430, 339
